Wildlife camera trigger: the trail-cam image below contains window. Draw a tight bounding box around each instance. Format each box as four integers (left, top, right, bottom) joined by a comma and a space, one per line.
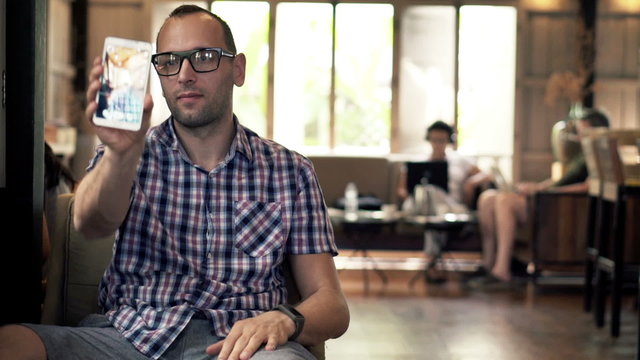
149, 1, 516, 164
399, 4, 516, 177
273, 2, 333, 152
333, 3, 393, 154
273, 2, 393, 154
211, 1, 269, 136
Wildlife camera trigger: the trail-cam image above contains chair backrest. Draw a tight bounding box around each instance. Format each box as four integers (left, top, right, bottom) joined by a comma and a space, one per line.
41, 193, 114, 326
594, 129, 640, 200
308, 155, 391, 207
42, 193, 325, 359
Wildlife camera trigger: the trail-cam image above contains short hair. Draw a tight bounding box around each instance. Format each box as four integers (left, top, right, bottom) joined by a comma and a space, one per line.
156, 5, 237, 54
579, 108, 610, 128
426, 120, 455, 143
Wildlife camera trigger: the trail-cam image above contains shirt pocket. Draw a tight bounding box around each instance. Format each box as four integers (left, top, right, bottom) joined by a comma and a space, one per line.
233, 200, 284, 257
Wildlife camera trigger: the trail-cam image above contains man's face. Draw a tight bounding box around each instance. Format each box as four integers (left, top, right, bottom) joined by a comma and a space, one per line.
427, 129, 450, 153
156, 13, 245, 130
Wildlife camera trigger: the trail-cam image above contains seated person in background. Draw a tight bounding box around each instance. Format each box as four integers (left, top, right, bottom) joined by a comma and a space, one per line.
474, 108, 610, 285
397, 120, 493, 211
0, 5, 349, 360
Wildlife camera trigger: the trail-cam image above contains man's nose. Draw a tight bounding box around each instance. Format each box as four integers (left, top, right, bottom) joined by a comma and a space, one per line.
177, 58, 197, 82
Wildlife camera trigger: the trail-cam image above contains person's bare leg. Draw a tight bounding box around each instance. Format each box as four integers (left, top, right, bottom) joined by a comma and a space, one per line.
477, 189, 498, 271
491, 192, 527, 281
0, 324, 47, 360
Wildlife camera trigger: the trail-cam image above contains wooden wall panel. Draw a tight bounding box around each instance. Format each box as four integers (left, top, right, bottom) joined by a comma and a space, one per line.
517, 8, 582, 183
87, 1, 150, 62
621, 18, 640, 75
595, 87, 639, 128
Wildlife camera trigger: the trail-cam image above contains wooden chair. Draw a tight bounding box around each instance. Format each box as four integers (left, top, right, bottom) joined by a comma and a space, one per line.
42, 193, 326, 359
527, 191, 589, 283
581, 129, 607, 312
592, 130, 640, 337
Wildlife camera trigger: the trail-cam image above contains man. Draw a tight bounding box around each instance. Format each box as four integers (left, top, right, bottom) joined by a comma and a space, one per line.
0, 5, 349, 360
473, 108, 610, 286
397, 121, 493, 211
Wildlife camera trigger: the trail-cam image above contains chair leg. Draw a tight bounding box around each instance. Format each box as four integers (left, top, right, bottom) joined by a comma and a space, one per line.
610, 194, 626, 337
637, 276, 640, 360
584, 258, 594, 312
584, 195, 598, 312
594, 267, 607, 328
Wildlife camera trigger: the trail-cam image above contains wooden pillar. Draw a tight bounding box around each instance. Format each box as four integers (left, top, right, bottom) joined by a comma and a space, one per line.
579, 0, 597, 108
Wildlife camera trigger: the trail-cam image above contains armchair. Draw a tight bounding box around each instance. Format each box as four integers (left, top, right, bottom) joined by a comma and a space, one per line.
41, 193, 325, 359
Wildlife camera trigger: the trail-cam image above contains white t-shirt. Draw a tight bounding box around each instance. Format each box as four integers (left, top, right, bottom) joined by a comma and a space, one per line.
444, 150, 476, 204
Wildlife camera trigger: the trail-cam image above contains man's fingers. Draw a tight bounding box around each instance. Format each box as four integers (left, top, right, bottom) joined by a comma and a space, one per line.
205, 339, 223, 355
239, 336, 268, 359
85, 101, 98, 125
264, 334, 280, 351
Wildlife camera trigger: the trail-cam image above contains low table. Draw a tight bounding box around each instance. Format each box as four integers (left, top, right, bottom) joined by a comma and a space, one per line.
329, 208, 400, 293
403, 212, 480, 285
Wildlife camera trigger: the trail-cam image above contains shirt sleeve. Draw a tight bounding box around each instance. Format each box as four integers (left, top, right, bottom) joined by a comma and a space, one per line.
553, 154, 588, 187
285, 157, 338, 256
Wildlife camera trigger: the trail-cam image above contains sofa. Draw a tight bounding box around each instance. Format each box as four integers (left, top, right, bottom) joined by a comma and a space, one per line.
40, 193, 326, 359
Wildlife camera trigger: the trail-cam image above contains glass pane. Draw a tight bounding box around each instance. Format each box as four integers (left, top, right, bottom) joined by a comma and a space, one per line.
334, 3, 393, 154
398, 6, 456, 154
212, 1, 269, 137
458, 6, 516, 178
273, 2, 333, 153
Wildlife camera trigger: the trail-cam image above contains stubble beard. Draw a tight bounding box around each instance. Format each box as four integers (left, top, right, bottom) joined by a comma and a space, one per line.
169, 90, 232, 131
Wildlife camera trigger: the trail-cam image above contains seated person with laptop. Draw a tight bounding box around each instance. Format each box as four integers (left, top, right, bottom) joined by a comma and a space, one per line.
397, 121, 493, 213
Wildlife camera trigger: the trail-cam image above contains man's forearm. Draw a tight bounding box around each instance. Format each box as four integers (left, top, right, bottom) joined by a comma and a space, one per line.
73, 147, 142, 238
294, 286, 350, 346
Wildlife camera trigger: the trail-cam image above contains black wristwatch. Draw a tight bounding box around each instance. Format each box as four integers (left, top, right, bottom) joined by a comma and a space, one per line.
274, 304, 305, 341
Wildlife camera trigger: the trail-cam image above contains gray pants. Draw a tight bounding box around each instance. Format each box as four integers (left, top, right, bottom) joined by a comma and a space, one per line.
23, 314, 315, 360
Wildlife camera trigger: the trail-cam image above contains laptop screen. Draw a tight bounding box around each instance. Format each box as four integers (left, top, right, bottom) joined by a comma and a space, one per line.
405, 161, 449, 195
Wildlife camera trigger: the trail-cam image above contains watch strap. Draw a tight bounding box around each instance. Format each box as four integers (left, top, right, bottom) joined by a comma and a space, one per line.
274, 304, 305, 341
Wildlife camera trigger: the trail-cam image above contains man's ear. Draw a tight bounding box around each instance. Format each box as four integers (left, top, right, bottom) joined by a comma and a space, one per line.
233, 53, 246, 87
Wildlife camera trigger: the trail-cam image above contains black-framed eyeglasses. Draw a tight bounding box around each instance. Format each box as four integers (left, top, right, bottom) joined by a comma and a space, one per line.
151, 47, 236, 76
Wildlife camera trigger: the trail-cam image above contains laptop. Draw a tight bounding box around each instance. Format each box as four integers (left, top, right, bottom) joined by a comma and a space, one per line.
405, 161, 449, 195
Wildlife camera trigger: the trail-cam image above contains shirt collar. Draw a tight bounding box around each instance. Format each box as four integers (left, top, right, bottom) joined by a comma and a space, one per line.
154, 115, 254, 163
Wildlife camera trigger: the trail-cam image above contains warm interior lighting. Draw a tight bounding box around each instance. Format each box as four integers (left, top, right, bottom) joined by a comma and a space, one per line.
612, 0, 640, 12
524, 0, 561, 10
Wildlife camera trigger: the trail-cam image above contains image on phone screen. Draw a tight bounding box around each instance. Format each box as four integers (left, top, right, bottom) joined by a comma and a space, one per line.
94, 37, 151, 131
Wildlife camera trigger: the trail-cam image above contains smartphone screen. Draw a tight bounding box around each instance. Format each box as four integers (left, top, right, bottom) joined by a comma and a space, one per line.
93, 37, 152, 131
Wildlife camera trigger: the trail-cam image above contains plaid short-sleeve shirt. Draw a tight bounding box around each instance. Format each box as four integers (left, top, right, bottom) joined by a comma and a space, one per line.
88, 117, 336, 359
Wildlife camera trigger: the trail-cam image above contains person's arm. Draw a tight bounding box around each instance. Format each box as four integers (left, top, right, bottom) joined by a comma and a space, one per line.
206, 253, 349, 360
73, 56, 153, 239
396, 163, 409, 201
545, 181, 588, 194
286, 253, 350, 344
462, 165, 493, 207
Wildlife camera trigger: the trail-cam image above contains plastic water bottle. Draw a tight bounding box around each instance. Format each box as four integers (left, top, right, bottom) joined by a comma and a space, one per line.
344, 182, 359, 217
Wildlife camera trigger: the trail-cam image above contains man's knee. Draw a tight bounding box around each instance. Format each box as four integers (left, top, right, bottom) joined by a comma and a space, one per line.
0, 324, 47, 360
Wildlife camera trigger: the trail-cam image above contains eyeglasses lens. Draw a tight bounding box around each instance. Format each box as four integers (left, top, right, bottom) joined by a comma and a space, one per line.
153, 49, 221, 76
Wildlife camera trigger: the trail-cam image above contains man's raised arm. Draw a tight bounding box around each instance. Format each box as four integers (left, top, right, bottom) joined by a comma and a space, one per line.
73, 56, 154, 239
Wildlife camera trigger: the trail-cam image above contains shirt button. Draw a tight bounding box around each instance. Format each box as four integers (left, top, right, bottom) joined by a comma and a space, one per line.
207, 252, 213, 259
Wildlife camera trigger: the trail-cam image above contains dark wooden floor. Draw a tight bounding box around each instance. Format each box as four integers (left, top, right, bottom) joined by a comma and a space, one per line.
326, 251, 638, 360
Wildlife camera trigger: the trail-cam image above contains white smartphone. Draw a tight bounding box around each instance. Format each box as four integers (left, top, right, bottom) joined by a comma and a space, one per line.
93, 36, 152, 131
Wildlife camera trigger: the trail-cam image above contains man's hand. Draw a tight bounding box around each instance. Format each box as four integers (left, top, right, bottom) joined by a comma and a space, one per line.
205, 310, 296, 360
85, 56, 153, 155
